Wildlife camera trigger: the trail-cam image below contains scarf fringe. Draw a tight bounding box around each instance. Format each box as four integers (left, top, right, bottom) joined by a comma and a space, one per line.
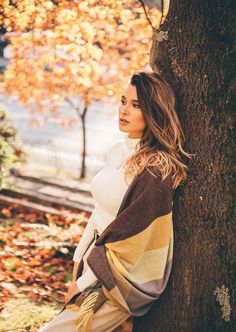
67, 291, 100, 332
66, 303, 81, 312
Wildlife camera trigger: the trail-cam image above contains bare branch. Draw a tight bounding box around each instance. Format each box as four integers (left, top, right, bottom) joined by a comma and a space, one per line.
138, 0, 156, 31
65, 97, 81, 115
160, 0, 164, 25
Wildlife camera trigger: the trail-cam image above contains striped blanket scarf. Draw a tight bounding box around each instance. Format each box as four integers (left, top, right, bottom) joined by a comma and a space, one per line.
66, 166, 174, 331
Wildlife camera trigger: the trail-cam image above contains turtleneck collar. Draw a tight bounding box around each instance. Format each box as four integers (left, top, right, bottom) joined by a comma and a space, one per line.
124, 134, 141, 150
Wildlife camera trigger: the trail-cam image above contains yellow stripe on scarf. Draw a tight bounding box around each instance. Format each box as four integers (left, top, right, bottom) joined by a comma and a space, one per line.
106, 248, 129, 277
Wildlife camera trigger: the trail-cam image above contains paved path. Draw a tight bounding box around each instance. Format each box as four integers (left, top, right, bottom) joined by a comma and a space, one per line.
1, 167, 95, 214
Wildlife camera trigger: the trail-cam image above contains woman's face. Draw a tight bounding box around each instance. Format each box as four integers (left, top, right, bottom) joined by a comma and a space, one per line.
118, 83, 147, 138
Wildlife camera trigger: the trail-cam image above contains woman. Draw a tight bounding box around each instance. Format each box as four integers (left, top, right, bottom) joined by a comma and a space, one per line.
39, 71, 191, 332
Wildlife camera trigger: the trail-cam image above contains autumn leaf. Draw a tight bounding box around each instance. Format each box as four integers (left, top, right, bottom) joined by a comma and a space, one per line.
0, 200, 86, 308
1, 1, 162, 124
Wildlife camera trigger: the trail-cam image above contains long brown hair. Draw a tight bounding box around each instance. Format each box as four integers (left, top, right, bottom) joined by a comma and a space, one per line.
123, 71, 192, 189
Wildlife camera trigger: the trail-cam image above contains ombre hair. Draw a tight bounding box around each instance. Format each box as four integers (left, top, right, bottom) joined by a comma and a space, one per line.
123, 71, 192, 189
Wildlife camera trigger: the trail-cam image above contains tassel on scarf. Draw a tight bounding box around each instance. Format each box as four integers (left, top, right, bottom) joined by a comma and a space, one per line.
67, 291, 100, 332
66, 293, 87, 312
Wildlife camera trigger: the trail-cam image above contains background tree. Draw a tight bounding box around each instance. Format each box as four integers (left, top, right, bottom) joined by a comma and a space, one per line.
1, 0, 164, 178
133, 1, 235, 332
0, 104, 25, 189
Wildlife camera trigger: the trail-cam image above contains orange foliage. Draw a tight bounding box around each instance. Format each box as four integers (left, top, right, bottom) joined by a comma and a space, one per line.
0, 201, 89, 305
1, 1, 162, 126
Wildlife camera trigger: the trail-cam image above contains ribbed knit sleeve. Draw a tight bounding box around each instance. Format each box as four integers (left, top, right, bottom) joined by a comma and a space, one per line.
76, 265, 98, 292
72, 214, 96, 263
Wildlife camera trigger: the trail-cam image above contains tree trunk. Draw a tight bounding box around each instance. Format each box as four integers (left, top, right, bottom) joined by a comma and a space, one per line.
0, 27, 8, 57
79, 106, 88, 179
133, 1, 235, 332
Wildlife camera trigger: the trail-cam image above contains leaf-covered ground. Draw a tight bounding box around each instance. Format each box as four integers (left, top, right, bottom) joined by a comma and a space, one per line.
0, 201, 89, 331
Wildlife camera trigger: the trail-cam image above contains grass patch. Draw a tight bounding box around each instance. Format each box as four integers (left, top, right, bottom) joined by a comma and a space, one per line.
0, 295, 61, 332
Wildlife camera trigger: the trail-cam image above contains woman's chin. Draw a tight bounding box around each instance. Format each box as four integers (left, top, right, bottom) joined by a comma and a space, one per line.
118, 124, 129, 133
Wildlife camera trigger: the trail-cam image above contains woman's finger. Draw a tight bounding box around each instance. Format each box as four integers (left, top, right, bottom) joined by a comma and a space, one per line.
64, 293, 68, 303
72, 262, 79, 281
64, 289, 71, 304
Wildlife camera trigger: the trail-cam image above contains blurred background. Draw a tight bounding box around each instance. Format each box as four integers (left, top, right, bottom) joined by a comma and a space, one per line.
0, 1, 170, 331
0, 94, 122, 179
0, 0, 169, 182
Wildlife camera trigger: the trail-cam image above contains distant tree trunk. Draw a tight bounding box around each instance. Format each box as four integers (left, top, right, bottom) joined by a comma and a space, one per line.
0, 26, 8, 74
66, 97, 88, 179
78, 106, 88, 179
133, 1, 235, 332
0, 27, 8, 57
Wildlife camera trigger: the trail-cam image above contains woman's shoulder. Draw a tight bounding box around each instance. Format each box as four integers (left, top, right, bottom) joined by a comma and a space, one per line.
105, 138, 125, 161
107, 138, 125, 151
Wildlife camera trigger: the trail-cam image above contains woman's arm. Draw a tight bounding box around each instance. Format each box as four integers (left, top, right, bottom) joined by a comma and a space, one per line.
72, 212, 96, 263
72, 262, 80, 282
76, 267, 98, 291
72, 210, 97, 283
72, 263, 98, 291
67, 217, 99, 302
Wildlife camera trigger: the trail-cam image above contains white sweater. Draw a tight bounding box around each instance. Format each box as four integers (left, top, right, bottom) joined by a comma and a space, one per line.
73, 134, 141, 291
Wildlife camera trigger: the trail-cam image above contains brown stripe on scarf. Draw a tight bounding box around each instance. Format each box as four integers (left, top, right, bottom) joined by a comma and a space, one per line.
87, 245, 116, 291
95, 167, 173, 245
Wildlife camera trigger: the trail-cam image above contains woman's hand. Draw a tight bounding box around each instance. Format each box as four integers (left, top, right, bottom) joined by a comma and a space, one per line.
64, 262, 80, 303
65, 281, 81, 304
72, 262, 79, 282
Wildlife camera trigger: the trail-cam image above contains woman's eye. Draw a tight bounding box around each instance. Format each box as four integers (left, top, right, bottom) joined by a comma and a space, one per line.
120, 99, 139, 108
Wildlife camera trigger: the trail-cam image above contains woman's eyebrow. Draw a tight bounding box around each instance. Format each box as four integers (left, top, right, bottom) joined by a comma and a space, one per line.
121, 95, 139, 102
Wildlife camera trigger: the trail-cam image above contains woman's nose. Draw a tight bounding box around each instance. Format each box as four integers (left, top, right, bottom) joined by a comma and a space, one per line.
121, 106, 129, 115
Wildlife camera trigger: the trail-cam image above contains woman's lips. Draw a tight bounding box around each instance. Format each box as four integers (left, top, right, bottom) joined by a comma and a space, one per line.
119, 118, 129, 124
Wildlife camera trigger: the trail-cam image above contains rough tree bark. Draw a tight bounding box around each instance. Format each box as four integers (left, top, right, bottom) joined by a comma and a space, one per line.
133, 1, 235, 332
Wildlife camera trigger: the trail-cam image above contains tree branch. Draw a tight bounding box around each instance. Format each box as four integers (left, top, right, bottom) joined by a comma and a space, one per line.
138, 0, 156, 31
65, 97, 81, 116
160, 0, 164, 25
